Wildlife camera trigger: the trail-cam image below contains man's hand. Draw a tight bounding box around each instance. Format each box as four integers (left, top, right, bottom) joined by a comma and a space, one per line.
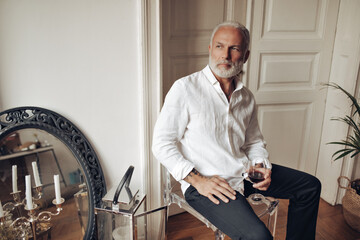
252, 168, 272, 191
184, 169, 236, 205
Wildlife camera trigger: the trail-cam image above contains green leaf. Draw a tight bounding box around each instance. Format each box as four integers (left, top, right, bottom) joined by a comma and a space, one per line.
324, 82, 360, 117
333, 149, 355, 160
332, 148, 352, 156
350, 150, 360, 158
348, 135, 357, 144
328, 141, 356, 148
324, 82, 360, 161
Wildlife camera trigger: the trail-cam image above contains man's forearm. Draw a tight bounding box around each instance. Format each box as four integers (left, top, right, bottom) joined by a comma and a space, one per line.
184, 168, 206, 186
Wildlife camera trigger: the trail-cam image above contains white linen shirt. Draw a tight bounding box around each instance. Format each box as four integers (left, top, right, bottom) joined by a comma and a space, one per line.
152, 65, 271, 194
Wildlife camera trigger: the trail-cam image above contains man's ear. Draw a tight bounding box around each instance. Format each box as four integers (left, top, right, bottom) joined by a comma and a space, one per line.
208, 44, 211, 52
243, 50, 250, 63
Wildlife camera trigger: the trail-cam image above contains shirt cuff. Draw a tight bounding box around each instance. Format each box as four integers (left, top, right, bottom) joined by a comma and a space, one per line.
171, 159, 195, 181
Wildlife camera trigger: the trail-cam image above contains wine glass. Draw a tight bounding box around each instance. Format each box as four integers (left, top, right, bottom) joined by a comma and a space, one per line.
244, 159, 268, 204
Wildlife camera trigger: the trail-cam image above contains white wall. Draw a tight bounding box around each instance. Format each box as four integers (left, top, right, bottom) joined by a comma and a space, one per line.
0, 1, 143, 191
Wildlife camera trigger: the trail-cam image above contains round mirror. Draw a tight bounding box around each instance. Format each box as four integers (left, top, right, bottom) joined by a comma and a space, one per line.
0, 107, 106, 240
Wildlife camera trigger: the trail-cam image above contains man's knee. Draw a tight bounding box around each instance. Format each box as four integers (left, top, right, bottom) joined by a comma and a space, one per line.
297, 174, 321, 202
306, 174, 322, 194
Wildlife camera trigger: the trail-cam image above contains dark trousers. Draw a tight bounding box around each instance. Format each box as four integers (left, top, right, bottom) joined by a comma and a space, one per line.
184, 164, 321, 240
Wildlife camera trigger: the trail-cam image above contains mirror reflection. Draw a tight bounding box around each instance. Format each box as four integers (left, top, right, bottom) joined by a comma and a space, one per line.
0, 128, 88, 240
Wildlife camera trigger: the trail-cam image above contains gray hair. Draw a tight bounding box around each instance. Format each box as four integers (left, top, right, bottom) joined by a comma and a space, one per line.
210, 21, 250, 51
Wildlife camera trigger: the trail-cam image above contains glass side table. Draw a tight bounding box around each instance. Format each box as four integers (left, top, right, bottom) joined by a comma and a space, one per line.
95, 166, 167, 240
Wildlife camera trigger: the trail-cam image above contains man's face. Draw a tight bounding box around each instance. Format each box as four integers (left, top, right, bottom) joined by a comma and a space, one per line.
209, 26, 249, 79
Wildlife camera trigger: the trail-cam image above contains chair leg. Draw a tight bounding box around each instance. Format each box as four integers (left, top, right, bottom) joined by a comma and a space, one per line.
215, 229, 225, 240
269, 205, 278, 238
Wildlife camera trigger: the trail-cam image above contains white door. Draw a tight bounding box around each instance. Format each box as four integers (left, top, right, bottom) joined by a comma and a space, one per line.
248, 0, 339, 174
161, 0, 339, 213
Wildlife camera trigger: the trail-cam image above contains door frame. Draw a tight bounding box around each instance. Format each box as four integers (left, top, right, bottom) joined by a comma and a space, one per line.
138, 0, 163, 219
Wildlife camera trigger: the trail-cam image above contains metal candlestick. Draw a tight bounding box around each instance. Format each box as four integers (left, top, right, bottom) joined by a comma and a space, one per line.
4, 185, 43, 220
10, 191, 22, 204
33, 185, 43, 200
0, 211, 19, 240
1, 185, 64, 240
10, 198, 65, 240
0, 212, 11, 226
3, 191, 25, 220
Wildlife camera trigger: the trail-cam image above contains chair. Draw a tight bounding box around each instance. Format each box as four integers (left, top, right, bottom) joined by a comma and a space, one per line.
164, 169, 279, 239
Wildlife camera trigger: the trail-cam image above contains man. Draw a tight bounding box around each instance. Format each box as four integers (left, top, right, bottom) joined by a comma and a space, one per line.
152, 21, 321, 240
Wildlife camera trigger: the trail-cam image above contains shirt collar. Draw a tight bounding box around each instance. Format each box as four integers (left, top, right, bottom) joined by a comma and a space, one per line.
203, 65, 244, 91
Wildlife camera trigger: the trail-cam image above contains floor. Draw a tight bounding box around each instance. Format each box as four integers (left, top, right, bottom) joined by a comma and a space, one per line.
167, 198, 360, 240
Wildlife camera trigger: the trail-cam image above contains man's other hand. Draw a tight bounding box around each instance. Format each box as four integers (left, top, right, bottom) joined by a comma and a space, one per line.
252, 168, 272, 191
184, 169, 236, 205
194, 175, 237, 204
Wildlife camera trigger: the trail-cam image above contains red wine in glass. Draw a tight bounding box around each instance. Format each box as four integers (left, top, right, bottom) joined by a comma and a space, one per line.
246, 160, 267, 204
248, 171, 264, 183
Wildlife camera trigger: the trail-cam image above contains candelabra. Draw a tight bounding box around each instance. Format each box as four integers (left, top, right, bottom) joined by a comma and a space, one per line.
1, 185, 64, 240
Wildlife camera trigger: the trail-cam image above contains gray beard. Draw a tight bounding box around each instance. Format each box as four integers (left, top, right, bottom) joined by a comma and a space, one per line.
209, 56, 243, 78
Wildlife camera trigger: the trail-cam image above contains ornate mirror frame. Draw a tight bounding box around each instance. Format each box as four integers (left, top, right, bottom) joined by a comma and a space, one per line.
0, 106, 106, 239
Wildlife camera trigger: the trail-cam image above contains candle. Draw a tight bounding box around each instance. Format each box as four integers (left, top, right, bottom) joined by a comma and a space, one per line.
25, 175, 33, 210
12, 165, 18, 192
0, 200, 4, 218
54, 175, 61, 204
32, 161, 41, 187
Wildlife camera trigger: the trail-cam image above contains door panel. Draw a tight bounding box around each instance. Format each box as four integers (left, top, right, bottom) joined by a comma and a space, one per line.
263, 0, 323, 39
259, 103, 312, 170
258, 52, 319, 90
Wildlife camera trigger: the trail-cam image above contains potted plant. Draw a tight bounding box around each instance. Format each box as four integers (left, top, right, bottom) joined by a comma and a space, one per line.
326, 82, 360, 232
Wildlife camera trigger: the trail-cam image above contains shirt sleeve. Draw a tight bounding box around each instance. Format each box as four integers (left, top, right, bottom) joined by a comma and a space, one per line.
152, 80, 195, 181
241, 98, 272, 169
